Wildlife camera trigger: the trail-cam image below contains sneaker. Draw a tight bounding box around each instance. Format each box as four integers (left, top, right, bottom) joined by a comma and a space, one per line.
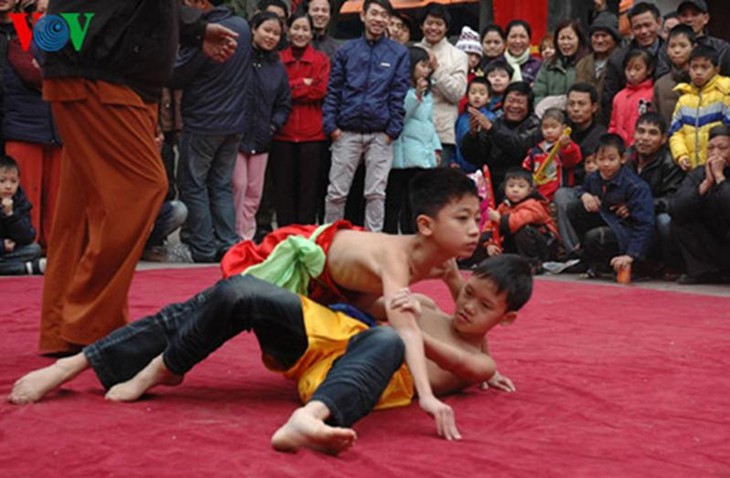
165, 243, 194, 264
677, 272, 723, 285
142, 245, 168, 262
25, 257, 46, 275
542, 259, 581, 274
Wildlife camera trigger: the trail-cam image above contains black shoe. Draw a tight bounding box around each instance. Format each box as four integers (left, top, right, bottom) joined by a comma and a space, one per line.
677, 272, 723, 285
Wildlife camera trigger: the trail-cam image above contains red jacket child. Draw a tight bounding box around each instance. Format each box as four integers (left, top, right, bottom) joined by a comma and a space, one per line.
522, 138, 582, 201
609, 78, 654, 147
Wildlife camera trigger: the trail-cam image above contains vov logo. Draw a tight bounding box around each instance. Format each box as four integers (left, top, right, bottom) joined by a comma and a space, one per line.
10, 12, 95, 52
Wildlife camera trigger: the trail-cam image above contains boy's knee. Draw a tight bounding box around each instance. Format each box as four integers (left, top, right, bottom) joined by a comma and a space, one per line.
370, 327, 405, 360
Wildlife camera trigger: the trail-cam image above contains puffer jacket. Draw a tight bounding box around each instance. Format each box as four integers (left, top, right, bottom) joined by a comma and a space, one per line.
609, 78, 654, 146
669, 74, 730, 168
391, 88, 441, 170
239, 47, 291, 154
533, 57, 578, 106
323, 35, 409, 139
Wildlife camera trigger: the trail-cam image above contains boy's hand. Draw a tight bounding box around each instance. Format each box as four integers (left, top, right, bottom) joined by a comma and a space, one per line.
4, 239, 16, 252
610, 254, 633, 273
418, 395, 461, 441
610, 203, 629, 219
303, 78, 313, 86
558, 133, 571, 148
480, 370, 516, 393
1, 197, 13, 216
331, 128, 343, 142
487, 207, 500, 222
678, 156, 692, 171
389, 288, 422, 320
581, 193, 601, 212
486, 244, 502, 256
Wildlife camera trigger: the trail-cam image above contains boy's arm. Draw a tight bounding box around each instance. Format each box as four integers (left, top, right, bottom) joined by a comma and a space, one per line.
382, 274, 461, 441
421, 331, 496, 385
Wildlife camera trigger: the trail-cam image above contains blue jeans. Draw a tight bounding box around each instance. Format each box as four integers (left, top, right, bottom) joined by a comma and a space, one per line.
178, 132, 241, 262
146, 200, 188, 248
84, 275, 404, 427
0, 242, 42, 275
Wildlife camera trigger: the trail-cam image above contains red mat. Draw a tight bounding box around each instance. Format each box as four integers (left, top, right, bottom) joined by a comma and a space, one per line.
2, 269, 729, 477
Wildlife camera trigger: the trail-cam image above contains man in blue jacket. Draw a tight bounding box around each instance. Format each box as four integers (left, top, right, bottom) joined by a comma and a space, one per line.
169, 0, 251, 264
322, 0, 409, 232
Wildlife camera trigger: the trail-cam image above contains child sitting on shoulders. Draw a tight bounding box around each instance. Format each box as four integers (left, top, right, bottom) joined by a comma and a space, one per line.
609, 48, 655, 146
522, 107, 582, 201
454, 77, 496, 173
0, 155, 44, 275
485, 168, 559, 273
669, 45, 730, 171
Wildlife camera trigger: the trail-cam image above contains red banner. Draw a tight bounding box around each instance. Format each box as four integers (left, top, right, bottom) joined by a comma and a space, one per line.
492, 0, 548, 49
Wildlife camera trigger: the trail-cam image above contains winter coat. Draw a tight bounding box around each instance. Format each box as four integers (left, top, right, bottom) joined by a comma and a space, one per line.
416, 37, 468, 145
461, 113, 542, 193
3, 39, 60, 145
487, 194, 558, 249
172, 7, 252, 136
43, 1, 207, 102
625, 146, 685, 213
575, 53, 611, 109
580, 166, 655, 259
274, 45, 329, 143
669, 164, 730, 240
454, 107, 496, 173
239, 47, 292, 154
601, 38, 670, 125
669, 75, 730, 169
522, 139, 582, 201
609, 78, 654, 146
533, 57, 578, 106
653, 68, 688, 130
391, 88, 441, 170
323, 35, 410, 139
0, 186, 35, 257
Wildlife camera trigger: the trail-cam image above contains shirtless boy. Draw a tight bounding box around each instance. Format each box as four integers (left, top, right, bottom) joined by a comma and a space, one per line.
9, 255, 533, 456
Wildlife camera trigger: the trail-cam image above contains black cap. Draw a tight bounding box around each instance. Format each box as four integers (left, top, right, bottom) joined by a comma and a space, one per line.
677, 0, 709, 14
590, 13, 621, 44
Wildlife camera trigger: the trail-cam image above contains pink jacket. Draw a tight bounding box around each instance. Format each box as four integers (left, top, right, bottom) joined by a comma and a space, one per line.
609, 79, 654, 146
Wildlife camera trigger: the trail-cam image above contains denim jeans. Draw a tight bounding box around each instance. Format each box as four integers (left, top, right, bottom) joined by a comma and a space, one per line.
554, 187, 581, 254
146, 200, 188, 248
83, 275, 405, 427
178, 132, 241, 262
0, 243, 42, 275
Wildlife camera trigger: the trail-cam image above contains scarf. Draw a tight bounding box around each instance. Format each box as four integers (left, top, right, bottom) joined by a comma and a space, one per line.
504, 48, 530, 82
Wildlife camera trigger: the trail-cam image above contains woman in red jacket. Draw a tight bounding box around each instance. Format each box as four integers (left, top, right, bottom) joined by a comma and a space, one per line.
270, 11, 331, 226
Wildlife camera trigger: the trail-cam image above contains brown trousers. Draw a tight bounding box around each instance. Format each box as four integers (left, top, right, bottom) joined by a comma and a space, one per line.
39, 79, 166, 354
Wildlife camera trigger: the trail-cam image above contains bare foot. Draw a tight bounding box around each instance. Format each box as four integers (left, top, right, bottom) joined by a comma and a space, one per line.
8, 353, 89, 404
271, 404, 357, 455
105, 354, 183, 402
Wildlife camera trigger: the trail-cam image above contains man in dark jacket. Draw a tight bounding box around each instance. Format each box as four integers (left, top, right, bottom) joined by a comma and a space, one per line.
169, 0, 252, 264
461, 81, 542, 200
625, 113, 684, 273
601, 2, 670, 125
322, 0, 409, 232
676, 0, 730, 75
670, 125, 730, 284
38, 0, 239, 355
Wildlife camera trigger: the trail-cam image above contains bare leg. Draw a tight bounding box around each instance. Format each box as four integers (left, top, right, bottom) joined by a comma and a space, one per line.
105, 354, 183, 402
271, 400, 358, 455
8, 353, 89, 404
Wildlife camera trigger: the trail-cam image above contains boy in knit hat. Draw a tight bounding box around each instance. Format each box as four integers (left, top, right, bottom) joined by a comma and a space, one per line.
456, 26, 484, 113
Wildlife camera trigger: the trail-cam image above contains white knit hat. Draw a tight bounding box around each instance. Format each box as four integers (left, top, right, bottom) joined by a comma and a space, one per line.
456, 26, 483, 57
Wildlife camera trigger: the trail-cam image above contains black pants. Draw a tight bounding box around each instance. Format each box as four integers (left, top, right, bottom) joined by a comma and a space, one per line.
502, 225, 558, 264
270, 140, 326, 227
383, 168, 423, 234
567, 202, 619, 270
672, 219, 730, 278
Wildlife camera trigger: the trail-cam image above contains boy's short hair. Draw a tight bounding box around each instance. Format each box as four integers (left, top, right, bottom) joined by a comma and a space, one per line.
504, 167, 533, 186
542, 107, 566, 125
689, 45, 719, 67
410, 168, 478, 219
468, 76, 492, 96
708, 124, 730, 140
567, 82, 598, 104
0, 155, 20, 174
472, 254, 533, 312
419, 3, 450, 28
623, 47, 655, 73
597, 133, 626, 157
483, 59, 515, 79
628, 2, 661, 21
668, 23, 696, 44
363, 0, 393, 16
635, 112, 667, 135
